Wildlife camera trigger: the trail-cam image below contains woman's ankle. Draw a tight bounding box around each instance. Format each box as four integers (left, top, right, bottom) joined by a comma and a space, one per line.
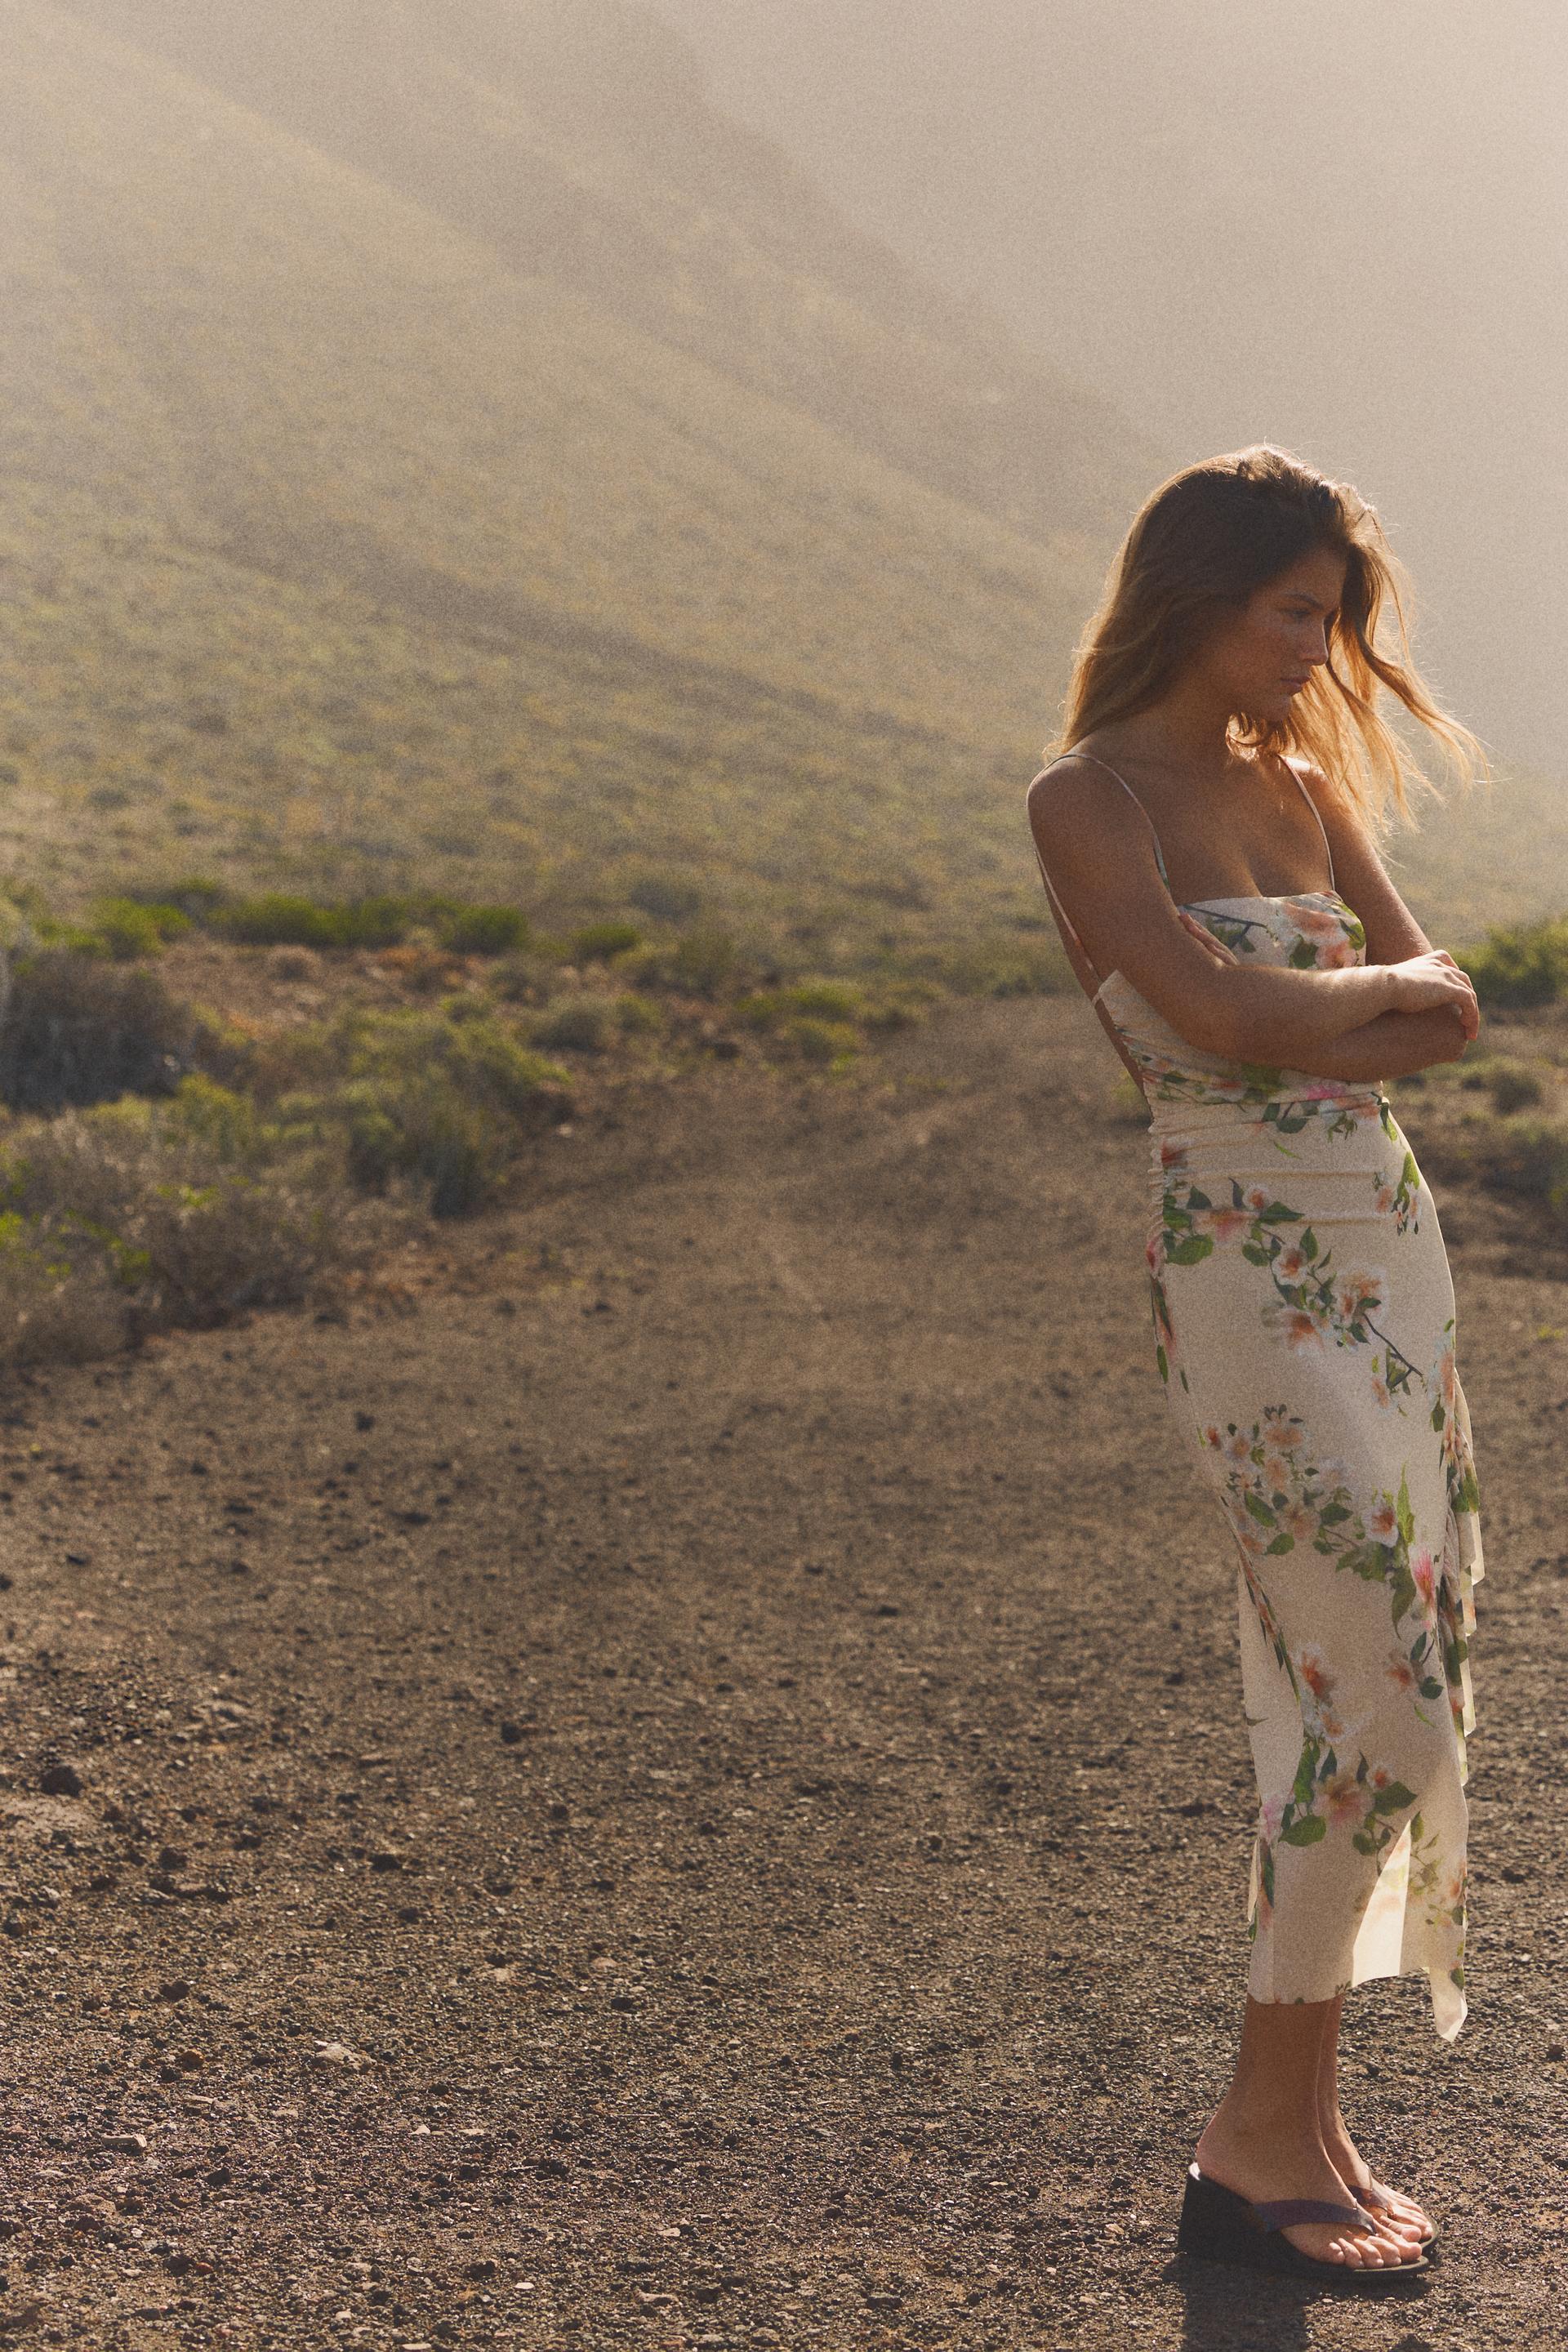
1197, 2099, 1327, 2157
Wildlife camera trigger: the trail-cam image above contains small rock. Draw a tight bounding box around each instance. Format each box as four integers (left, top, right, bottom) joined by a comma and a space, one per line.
1548, 2038, 1565, 2062
368, 1850, 403, 1873
156, 1846, 189, 1873
105, 2132, 148, 2155
158, 1980, 193, 2002
38, 1764, 82, 1798
310, 2041, 365, 2069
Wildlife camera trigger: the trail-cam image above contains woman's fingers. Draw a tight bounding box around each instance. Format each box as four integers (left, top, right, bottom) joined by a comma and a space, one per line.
1177, 908, 1239, 964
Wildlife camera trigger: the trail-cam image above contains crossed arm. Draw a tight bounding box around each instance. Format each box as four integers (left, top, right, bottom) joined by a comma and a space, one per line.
1027, 764, 1478, 1080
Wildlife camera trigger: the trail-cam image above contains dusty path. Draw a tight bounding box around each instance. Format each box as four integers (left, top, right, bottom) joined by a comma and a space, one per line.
0, 996, 1564, 2352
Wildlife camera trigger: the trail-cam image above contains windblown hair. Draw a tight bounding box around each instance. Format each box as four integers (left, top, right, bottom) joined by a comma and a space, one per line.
1052, 445, 1486, 830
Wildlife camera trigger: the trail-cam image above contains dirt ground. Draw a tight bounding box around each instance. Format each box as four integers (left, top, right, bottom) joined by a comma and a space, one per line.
0, 992, 1564, 2352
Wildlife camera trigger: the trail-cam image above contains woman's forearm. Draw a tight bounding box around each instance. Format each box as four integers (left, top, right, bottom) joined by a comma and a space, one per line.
1185, 960, 1399, 1062
1286, 1005, 1472, 1080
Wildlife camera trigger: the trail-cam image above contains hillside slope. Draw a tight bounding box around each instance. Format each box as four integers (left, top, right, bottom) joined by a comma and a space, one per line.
1, 0, 1165, 929
4, 0, 1546, 945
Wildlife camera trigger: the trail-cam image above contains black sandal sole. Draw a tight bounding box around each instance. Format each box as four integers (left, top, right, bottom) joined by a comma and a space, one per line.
1177, 2166, 1432, 2291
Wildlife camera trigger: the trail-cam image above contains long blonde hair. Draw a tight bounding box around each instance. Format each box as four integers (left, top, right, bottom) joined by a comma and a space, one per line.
1052, 445, 1486, 830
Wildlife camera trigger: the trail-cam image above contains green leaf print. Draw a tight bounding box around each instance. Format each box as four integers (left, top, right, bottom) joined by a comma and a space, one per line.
1165, 1235, 1214, 1266
1289, 938, 1321, 968
1243, 1490, 1277, 1527
1371, 1780, 1418, 1815
1281, 1815, 1328, 1846
1396, 1471, 1414, 1547
1265, 1533, 1294, 1554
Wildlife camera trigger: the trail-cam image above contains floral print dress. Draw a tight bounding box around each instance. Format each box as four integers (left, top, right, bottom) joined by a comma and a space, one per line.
1030, 753, 1482, 2040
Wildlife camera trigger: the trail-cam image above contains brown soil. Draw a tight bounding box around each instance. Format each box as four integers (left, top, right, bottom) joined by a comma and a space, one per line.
0, 995, 1563, 2351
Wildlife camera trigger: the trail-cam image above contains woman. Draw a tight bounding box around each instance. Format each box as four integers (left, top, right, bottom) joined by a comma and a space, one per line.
1026, 447, 1486, 2288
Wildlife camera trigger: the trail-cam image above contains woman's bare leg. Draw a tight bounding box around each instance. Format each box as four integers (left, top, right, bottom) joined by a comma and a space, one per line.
1315, 1993, 1434, 2238
1192, 1995, 1422, 2268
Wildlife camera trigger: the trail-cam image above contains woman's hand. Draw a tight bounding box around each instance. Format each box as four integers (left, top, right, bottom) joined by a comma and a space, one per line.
1383, 950, 1481, 1040
1176, 909, 1240, 967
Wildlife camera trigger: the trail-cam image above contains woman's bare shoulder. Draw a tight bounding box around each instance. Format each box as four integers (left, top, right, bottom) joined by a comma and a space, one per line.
1027, 742, 1146, 831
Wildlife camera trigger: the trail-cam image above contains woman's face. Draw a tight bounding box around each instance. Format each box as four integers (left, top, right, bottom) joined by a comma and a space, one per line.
1196, 542, 1350, 725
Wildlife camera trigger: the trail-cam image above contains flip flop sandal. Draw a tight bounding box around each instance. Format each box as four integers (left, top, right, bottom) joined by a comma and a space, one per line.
1359, 2176, 1441, 2255
1176, 2164, 1432, 2289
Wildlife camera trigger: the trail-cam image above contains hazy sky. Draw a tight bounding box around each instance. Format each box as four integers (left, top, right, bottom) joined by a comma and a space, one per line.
648, 0, 1568, 768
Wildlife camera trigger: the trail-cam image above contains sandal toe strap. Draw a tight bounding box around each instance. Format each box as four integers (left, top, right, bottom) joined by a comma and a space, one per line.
1252, 2197, 1373, 2234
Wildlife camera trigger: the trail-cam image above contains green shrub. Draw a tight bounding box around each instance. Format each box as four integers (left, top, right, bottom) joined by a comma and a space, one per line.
626, 872, 702, 924
0, 1099, 379, 1347
214, 894, 415, 951
1485, 1059, 1546, 1115
120, 876, 232, 923
784, 1016, 859, 1066
572, 920, 643, 963
613, 993, 664, 1036
669, 926, 738, 998
532, 996, 612, 1054
1465, 919, 1568, 1008
1465, 1114, 1568, 1216
433, 903, 532, 956
317, 1007, 572, 1216
783, 978, 862, 1021
89, 897, 191, 960
733, 989, 783, 1032
861, 983, 937, 1033
0, 951, 203, 1111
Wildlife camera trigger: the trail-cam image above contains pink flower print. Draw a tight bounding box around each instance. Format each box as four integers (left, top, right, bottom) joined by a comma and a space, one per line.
1374, 1183, 1396, 1214
1372, 1375, 1391, 1410
1293, 905, 1345, 942
1276, 1244, 1310, 1279
1298, 1649, 1335, 1705
1285, 1502, 1317, 1543
1412, 1548, 1437, 1610
1160, 1139, 1187, 1169
1145, 1233, 1164, 1277
1272, 1420, 1306, 1453
1283, 1307, 1325, 1350
1202, 1424, 1223, 1450
1244, 1186, 1271, 1213
1438, 1348, 1459, 1410
1385, 1653, 1417, 1692
1320, 938, 1358, 969
1261, 1795, 1286, 1842
1336, 1271, 1382, 1319
1223, 1429, 1254, 1467
1302, 1080, 1347, 1101
1204, 1205, 1251, 1242
1324, 1773, 1364, 1826
1370, 1499, 1399, 1544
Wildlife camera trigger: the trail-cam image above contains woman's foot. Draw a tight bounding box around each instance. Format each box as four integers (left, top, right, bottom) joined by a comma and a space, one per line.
1193, 2112, 1423, 2270
1320, 2114, 1435, 2243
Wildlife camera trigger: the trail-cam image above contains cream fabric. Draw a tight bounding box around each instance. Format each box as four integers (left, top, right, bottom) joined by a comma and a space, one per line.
1031, 777, 1481, 2040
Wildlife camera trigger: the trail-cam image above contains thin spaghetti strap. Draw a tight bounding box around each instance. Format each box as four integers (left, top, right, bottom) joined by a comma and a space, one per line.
1028, 828, 1106, 993
1279, 754, 1337, 893
1043, 749, 1172, 884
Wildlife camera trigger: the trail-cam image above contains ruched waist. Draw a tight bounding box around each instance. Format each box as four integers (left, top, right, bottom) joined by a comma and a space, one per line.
1143, 1085, 1388, 1143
